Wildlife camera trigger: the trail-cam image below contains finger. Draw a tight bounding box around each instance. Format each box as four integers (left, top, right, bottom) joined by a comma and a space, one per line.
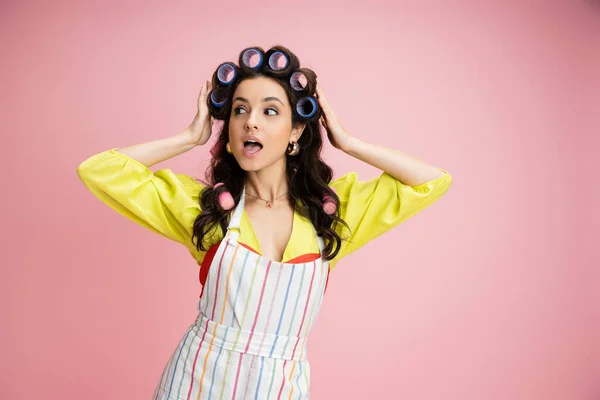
319, 116, 329, 129
199, 85, 207, 103
316, 86, 334, 116
316, 95, 330, 118
316, 100, 336, 125
316, 84, 328, 104
316, 90, 325, 107
319, 100, 335, 121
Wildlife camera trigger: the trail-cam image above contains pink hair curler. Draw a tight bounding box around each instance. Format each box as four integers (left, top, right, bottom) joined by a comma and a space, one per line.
322, 188, 337, 215
213, 183, 235, 211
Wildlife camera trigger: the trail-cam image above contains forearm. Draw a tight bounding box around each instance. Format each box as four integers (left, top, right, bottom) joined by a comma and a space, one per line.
342, 136, 445, 186
116, 129, 198, 167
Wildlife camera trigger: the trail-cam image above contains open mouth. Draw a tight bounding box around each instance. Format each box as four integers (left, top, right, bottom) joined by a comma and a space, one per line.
243, 139, 263, 155
244, 139, 263, 158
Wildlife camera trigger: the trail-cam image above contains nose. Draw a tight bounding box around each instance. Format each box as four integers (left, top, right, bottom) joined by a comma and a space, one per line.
244, 110, 259, 131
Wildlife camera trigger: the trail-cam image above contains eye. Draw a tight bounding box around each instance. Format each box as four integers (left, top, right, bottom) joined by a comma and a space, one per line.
233, 106, 247, 115
265, 108, 278, 116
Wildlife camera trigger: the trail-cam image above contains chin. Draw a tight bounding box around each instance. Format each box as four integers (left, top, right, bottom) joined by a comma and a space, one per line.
235, 157, 266, 172
234, 153, 285, 173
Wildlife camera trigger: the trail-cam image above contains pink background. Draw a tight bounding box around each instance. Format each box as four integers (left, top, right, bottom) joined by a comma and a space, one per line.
2, 0, 598, 399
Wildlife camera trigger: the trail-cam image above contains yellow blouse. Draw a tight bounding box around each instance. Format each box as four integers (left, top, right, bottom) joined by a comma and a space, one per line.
77, 149, 452, 270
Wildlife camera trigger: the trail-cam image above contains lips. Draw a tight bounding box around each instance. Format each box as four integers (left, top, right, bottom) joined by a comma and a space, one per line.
242, 137, 263, 158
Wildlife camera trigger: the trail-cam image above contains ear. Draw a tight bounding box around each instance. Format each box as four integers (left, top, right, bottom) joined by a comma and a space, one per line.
290, 123, 306, 142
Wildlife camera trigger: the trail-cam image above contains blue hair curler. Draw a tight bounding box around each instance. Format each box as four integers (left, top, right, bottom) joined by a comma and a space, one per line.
210, 87, 228, 108
268, 51, 289, 71
242, 48, 264, 69
290, 71, 308, 91
296, 96, 317, 118
216, 63, 237, 85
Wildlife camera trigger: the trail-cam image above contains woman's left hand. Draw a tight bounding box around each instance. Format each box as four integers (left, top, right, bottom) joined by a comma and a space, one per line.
316, 84, 351, 152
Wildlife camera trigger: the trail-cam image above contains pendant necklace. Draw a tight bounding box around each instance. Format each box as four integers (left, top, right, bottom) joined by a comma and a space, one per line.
245, 191, 288, 209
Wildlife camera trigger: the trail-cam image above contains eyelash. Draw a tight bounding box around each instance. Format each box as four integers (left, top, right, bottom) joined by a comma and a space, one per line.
234, 107, 278, 116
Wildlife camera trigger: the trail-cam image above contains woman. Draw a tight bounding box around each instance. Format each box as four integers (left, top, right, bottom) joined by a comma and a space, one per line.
78, 45, 452, 399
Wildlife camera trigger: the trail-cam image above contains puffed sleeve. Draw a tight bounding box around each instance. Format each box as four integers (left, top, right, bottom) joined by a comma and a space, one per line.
77, 149, 205, 260
329, 170, 452, 267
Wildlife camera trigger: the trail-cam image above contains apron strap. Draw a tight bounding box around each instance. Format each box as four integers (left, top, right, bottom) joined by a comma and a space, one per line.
226, 187, 245, 241
314, 226, 325, 255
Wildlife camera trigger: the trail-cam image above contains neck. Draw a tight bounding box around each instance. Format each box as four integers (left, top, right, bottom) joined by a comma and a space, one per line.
245, 159, 289, 201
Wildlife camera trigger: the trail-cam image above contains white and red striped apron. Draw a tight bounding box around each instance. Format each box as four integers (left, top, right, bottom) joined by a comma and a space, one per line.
153, 188, 329, 400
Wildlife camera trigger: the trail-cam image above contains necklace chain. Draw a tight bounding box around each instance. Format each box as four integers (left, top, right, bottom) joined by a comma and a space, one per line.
245, 190, 288, 209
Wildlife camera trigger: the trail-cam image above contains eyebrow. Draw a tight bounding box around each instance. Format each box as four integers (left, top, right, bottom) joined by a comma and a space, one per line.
233, 96, 285, 105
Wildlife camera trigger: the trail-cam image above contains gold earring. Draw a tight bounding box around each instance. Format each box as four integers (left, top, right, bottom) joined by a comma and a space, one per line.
226, 142, 232, 154
287, 141, 299, 156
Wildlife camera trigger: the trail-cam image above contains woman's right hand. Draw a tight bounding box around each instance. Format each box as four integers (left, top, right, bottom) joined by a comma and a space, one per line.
187, 80, 213, 146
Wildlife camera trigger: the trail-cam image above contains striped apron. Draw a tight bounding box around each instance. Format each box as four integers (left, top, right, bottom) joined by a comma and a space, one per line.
153, 188, 329, 400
